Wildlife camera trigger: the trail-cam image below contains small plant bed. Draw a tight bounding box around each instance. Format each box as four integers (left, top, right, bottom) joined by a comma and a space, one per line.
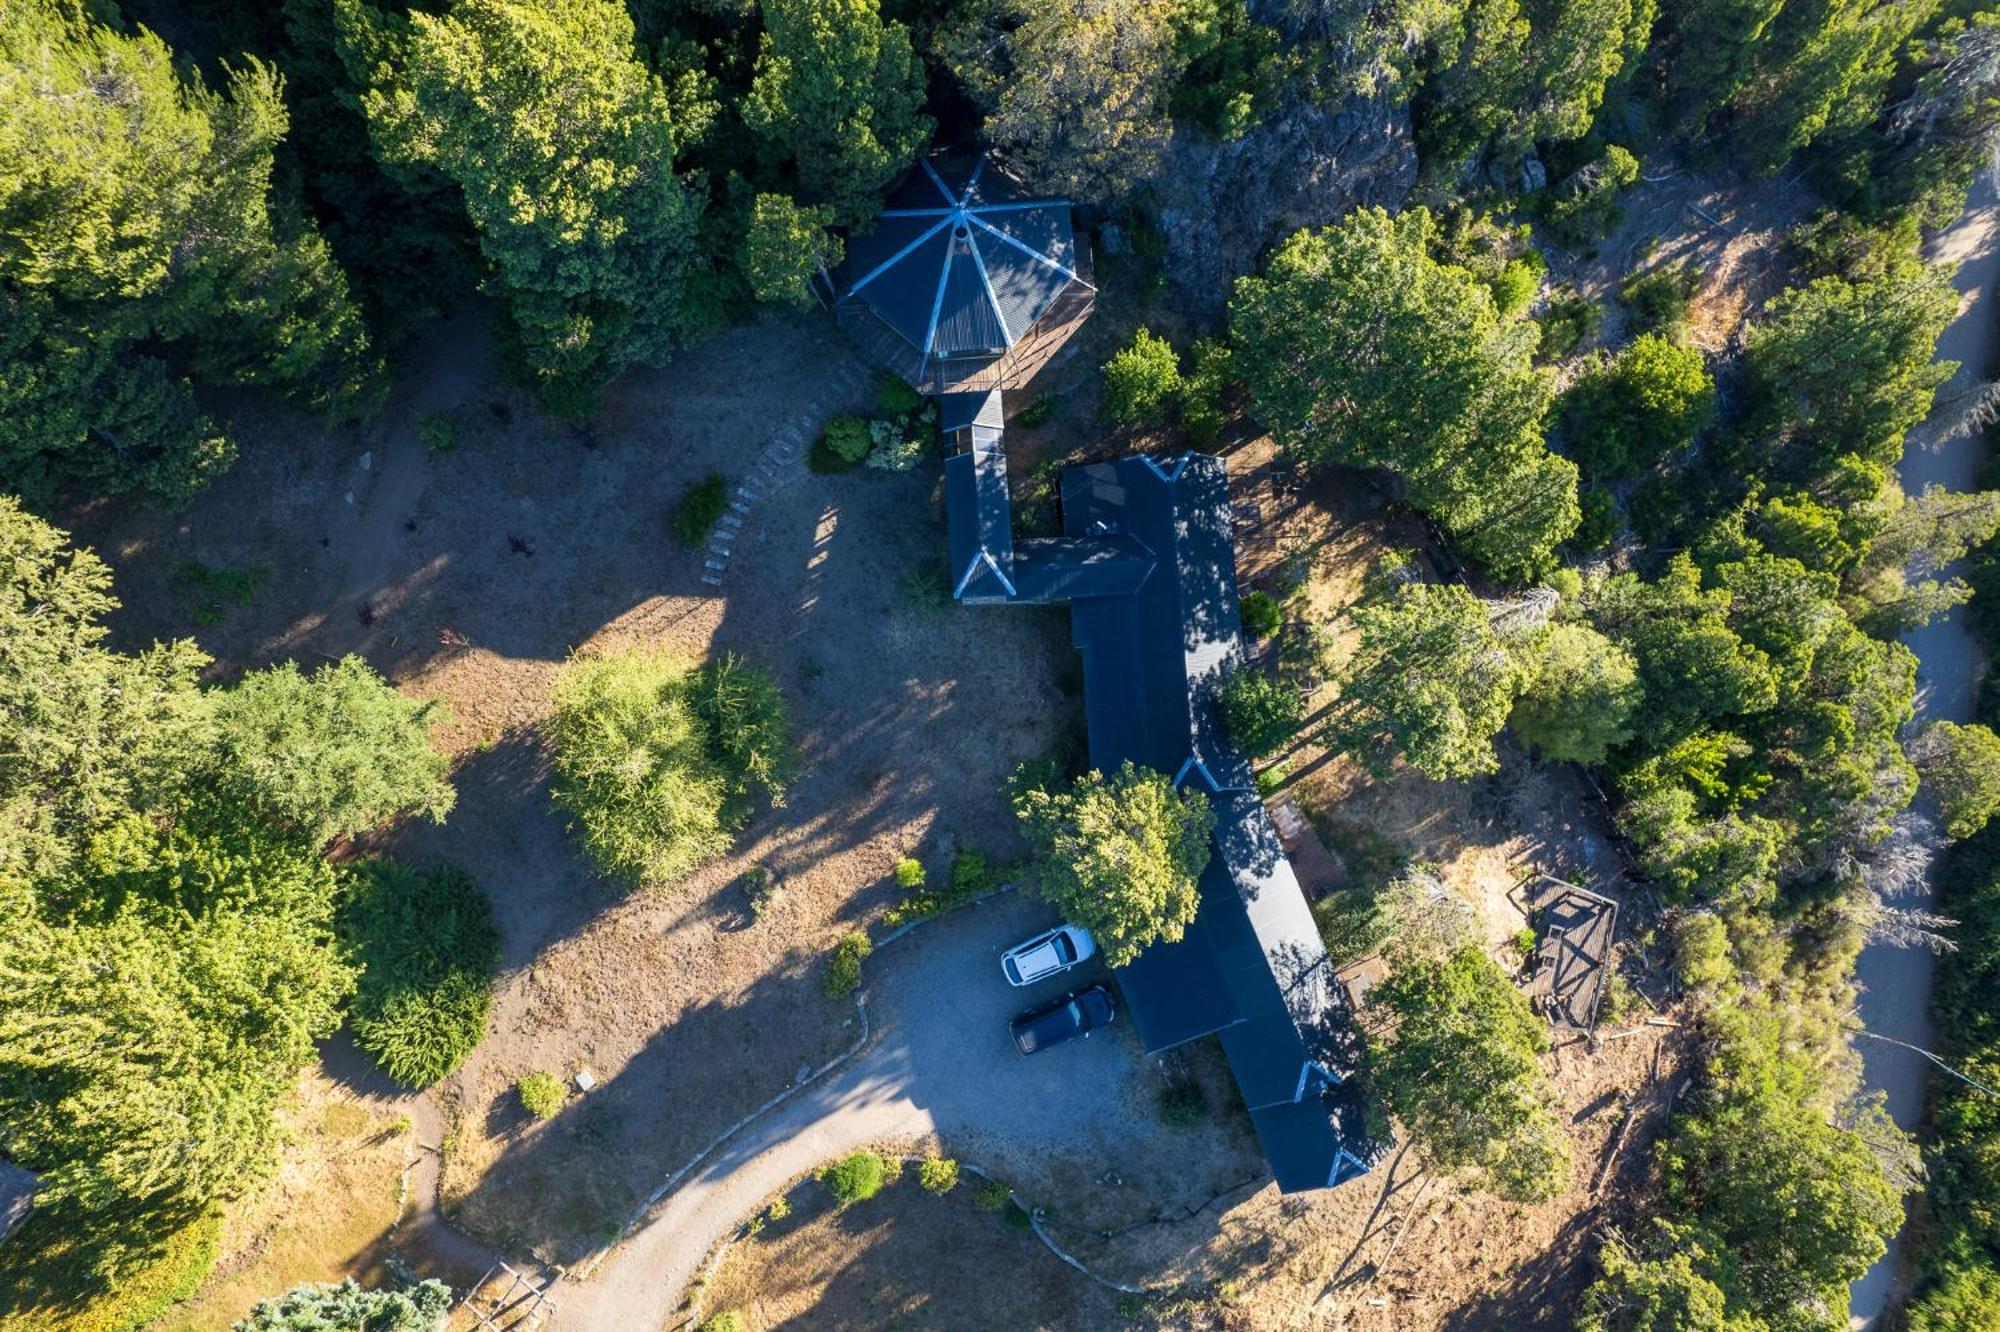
808, 379, 937, 473
701, 1159, 1128, 1330
882, 848, 1005, 928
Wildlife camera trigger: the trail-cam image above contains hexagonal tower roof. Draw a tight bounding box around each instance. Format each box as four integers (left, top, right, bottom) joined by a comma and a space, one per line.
830, 154, 1095, 394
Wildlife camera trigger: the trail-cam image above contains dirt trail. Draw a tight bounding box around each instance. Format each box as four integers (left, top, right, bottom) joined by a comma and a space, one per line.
1850, 174, 1999, 1329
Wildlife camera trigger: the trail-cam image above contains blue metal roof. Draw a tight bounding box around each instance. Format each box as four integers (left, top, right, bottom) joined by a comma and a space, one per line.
835, 154, 1091, 369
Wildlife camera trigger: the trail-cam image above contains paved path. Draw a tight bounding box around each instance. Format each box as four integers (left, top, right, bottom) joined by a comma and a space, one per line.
548, 891, 1157, 1331
1850, 174, 1999, 1328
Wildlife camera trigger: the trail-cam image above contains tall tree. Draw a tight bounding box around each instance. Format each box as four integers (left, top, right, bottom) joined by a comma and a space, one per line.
236, 1277, 451, 1332
1231, 208, 1577, 580
945, 0, 1192, 203
744, 0, 931, 227
360, 0, 705, 413
1013, 762, 1215, 967
1914, 721, 2000, 841
0, 0, 383, 504
1509, 620, 1642, 764
1368, 942, 1571, 1201
1321, 582, 1523, 780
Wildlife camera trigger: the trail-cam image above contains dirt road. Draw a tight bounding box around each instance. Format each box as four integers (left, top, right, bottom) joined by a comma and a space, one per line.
1850, 174, 1999, 1328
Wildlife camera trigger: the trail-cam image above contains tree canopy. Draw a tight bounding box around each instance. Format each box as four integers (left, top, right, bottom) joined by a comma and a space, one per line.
1231, 208, 1577, 581
1014, 761, 1215, 967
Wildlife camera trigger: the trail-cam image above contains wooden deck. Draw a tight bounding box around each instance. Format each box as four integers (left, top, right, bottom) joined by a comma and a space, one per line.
1524, 876, 1619, 1032
836, 235, 1097, 395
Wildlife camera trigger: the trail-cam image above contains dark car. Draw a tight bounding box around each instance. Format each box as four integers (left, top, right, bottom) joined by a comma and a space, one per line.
1010, 984, 1116, 1054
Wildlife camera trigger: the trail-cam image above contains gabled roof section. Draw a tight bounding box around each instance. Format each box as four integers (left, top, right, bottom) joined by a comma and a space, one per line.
836, 153, 1092, 367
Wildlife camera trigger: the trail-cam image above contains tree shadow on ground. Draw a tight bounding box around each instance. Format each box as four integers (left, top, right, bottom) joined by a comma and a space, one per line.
1437, 1207, 1602, 1331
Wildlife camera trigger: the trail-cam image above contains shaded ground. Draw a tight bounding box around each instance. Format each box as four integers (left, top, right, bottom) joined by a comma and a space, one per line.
698, 1167, 1128, 1332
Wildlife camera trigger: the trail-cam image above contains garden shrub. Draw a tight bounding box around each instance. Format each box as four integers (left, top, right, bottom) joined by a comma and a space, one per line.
1102, 327, 1182, 425
894, 857, 925, 889
1559, 334, 1714, 479
862, 417, 923, 471
1239, 590, 1283, 638
1015, 395, 1058, 428
816, 1150, 888, 1204
416, 411, 460, 454
517, 1072, 565, 1120
697, 1313, 746, 1332
883, 848, 1000, 927
825, 931, 871, 996
689, 653, 796, 810
878, 376, 921, 416
811, 415, 871, 471
342, 861, 500, 1088
918, 1157, 960, 1193
1158, 1080, 1208, 1127
973, 1179, 1012, 1211
671, 474, 729, 548
1314, 886, 1390, 965
899, 565, 950, 615
1179, 337, 1234, 445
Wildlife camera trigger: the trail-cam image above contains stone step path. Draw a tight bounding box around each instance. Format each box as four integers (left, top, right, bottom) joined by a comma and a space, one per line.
700, 363, 869, 588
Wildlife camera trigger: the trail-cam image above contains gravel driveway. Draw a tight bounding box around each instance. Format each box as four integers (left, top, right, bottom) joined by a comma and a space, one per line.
550, 891, 1205, 1331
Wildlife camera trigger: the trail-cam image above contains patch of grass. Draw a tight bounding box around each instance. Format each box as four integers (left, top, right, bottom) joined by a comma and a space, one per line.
416, 410, 460, 454
1315, 816, 1410, 891
973, 1179, 1011, 1212
341, 861, 499, 1089
1536, 286, 1600, 360
518, 1072, 566, 1120
825, 931, 872, 997
816, 1151, 888, 1205
1313, 886, 1391, 966
0, 1203, 221, 1332
671, 473, 729, 548
178, 559, 270, 627
918, 1157, 960, 1194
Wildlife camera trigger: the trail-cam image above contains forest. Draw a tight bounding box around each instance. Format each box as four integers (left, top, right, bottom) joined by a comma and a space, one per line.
4, 0, 2000, 1329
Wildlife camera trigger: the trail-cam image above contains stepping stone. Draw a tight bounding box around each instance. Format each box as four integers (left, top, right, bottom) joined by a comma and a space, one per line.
704, 558, 726, 571
702, 573, 723, 587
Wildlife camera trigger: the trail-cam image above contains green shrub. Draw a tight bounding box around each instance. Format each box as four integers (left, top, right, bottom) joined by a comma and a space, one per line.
1489, 257, 1542, 319
518, 1072, 565, 1120
878, 377, 922, 416
1620, 265, 1700, 336
862, 417, 924, 471
973, 1178, 1011, 1211
1907, 1263, 2000, 1332
0, 1203, 222, 1332
1158, 1080, 1208, 1127
1537, 287, 1600, 359
1559, 334, 1714, 478
894, 857, 925, 889
1571, 486, 1621, 551
689, 653, 797, 809
1179, 337, 1234, 445
817, 1150, 888, 1205
1220, 670, 1305, 757
899, 565, 950, 615
951, 849, 992, 896
671, 474, 729, 548
1239, 590, 1283, 638
883, 847, 1000, 927
1101, 327, 1182, 425
1543, 144, 1639, 243
825, 931, 872, 997
1314, 886, 1390, 965
236, 1276, 453, 1331
918, 1157, 960, 1194
416, 411, 460, 454
698, 1313, 746, 1332
342, 861, 500, 1089
1015, 395, 1058, 428
811, 415, 870, 471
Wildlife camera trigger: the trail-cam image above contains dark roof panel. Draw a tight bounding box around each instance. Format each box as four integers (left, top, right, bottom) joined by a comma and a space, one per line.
1011, 536, 1155, 603
935, 245, 1009, 358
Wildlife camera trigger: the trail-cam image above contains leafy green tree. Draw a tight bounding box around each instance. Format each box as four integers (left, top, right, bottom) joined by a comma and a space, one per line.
1906, 1262, 2000, 1332
1560, 334, 1716, 479
1587, 555, 1780, 744
1014, 762, 1215, 967
235, 1277, 451, 1332
211, 657, 455, 844
1916, 721, 2000, 841
1220, 670, 1306, 758
361, 0, 705, 413
1726, 0, 1933, 174
744, 194, 842, 306
1846, 487, 2000, 633
1231, 208, 1576, 580
744, 0, 931, 226
1368, 943, 1571, 1201
1422, 0, 1656, 165
1662, 0, 1786, 138
1101, 327, 1182, 425
0, 0, 383, 503
1321, 583, 1522, 780
1509, 621, 1641, 763
341, 862, 499, 1088
1744, 263, 1957, 467
946, 0, 1190, 203
1576, 1223, 1741, 1332
1873, 14, 2000, 223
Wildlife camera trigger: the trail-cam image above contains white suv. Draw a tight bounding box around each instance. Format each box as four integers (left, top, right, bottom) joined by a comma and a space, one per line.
1001, 925, 1097, 987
